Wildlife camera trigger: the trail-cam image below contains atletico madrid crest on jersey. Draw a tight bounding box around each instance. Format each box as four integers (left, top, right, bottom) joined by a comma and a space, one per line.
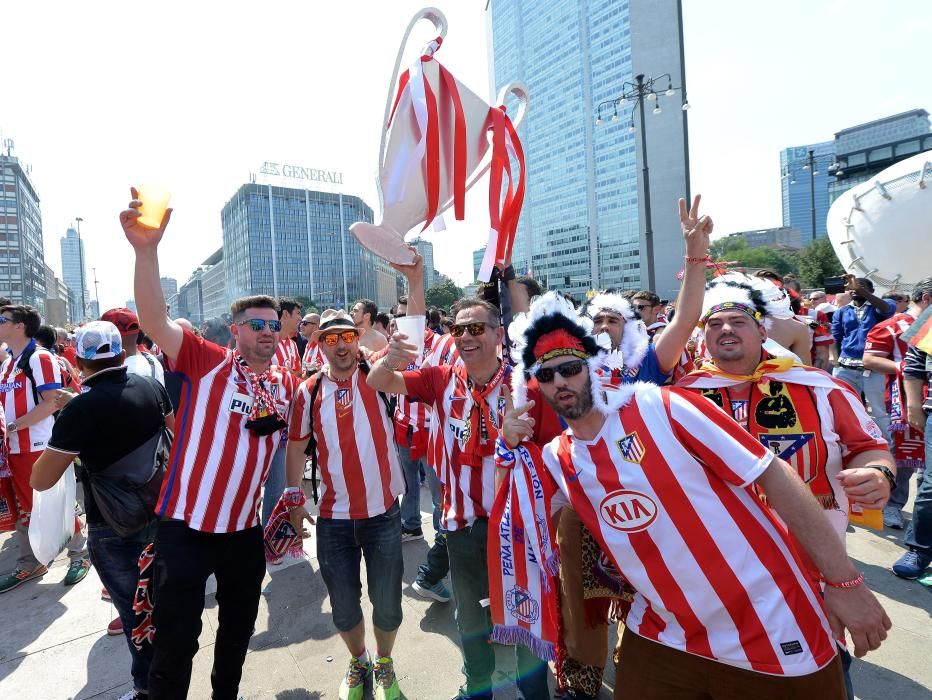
504, 585, 540, 624
730, 400, 749, 425
336, 388, 352, 409
616, 431, 645, 464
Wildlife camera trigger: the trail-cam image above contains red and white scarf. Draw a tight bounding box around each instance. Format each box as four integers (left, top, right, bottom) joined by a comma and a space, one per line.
458, 362, 510, 468
233, 351, 284, 424
489, 440, 561, 662
886, 363, 926, 470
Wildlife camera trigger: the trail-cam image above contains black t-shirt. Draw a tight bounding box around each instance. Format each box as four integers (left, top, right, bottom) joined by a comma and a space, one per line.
47, 366, 173, 525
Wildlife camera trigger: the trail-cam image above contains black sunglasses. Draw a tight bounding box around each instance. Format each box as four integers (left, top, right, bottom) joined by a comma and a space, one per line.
450, 321, 493, 338
534, 359, 586, 383
237, 319, 282, 333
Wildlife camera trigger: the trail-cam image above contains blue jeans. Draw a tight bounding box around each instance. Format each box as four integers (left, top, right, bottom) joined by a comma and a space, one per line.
904, 413, 932, 555
316, 502, 404, 633
833, 367, 890, 440
417, 467, 449, 585
261, 439, 287, 527
87, 521, 156, 693
398, 442, 424, 531
446, 518, 549, 699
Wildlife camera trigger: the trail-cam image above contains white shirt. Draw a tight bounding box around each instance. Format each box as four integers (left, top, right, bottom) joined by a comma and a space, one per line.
125, 351, 165, 386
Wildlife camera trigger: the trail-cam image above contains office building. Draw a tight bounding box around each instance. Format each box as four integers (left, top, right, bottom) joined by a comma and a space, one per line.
126, 299, 137, 313
43, 263, 72, 326
412, 238, 436, 290
160, 276, 178, 301
60, 227, 88, 320
472, 247, 485, 283
0, 149, 48, 309
828, 109, 932, 204
722, 226, 802, 251
488, 0, 690, 299
177, 270, 204, 325
199, 248, 227, 320
780, 140, 834, 241
221, 183, 395, 311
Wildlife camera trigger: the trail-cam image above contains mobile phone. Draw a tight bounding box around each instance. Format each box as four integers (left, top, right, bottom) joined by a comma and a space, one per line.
824, 276, 846, 295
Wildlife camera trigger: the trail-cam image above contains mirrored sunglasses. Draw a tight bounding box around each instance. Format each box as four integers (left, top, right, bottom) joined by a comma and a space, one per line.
237, 319, 282, 332
322, 330, 359, 346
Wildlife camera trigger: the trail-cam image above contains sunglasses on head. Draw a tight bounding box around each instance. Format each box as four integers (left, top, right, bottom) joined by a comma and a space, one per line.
534, 359, 586, 383
237, 319, 282, 332
450, 321, 492, 338
322, 330, 359, 346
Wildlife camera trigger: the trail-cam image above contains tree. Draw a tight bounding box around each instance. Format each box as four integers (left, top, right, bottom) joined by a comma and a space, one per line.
708, 237, 798, 276
425, 279, 465, 311
797, 238, 844, 288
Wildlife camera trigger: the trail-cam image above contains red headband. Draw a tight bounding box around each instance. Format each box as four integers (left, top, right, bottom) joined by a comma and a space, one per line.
532, 329, 589, 364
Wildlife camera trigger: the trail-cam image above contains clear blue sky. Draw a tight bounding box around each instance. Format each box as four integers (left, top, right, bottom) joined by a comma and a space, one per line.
2, 1, 929, 309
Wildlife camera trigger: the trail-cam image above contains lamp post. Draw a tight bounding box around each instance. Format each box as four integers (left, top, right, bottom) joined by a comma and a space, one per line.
781, 151, 839, 242
596, 73, 689, 291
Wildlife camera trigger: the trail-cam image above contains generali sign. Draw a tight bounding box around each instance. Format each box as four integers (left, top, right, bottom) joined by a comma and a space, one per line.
259, 161, 344, 185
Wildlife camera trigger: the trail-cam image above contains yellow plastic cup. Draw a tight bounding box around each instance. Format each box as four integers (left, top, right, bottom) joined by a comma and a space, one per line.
136, 184, 171, 229
848, 503, 883, 530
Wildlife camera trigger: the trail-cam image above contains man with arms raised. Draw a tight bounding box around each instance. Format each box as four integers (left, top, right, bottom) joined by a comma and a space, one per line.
285, 309, 405, 700
494, 292, 891, 699
367, 297, 549, 700
120, 190, 298, 699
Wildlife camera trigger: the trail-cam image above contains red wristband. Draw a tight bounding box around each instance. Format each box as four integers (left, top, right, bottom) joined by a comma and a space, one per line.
823, 572, 864, 589
684, 255, 711, 265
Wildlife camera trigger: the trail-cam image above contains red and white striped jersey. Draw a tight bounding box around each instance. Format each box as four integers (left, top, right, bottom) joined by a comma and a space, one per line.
540, 386, 837, 677
273, 337, 301, 375
0, 342, 62, 454
302, 340, 324, 369
864, 312, 915, 363
395, 330, 462, 453
403, 364, 505, 531
156, 329, 298, 533
289, 369, 403, 520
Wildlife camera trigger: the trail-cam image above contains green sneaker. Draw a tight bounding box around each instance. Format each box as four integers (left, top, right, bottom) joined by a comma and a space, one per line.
0, 565, 48, 594
64, 558, 91, 586
374, 656, 401, 700
338, 653, 372, 700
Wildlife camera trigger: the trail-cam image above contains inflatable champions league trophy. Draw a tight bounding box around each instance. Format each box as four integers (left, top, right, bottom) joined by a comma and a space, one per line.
350, 8, 529, 281
827, 150, 932, 292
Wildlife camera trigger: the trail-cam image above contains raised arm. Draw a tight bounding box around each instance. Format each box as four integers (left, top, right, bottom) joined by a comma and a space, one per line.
390, 248, 425, 317
119, 187, 183, 360
654, 195, 712, 373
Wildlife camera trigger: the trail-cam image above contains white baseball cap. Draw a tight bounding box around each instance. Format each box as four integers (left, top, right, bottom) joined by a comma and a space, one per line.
75, 321, 123, 360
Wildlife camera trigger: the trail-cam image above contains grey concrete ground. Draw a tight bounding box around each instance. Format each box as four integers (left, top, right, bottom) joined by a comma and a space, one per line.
0, 479, 929, 700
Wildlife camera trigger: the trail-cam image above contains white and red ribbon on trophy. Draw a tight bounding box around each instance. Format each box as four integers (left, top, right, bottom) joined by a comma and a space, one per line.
350, 7, 528, 281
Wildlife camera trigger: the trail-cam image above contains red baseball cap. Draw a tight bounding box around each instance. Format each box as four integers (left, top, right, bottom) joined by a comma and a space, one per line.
100, 307, 140, 334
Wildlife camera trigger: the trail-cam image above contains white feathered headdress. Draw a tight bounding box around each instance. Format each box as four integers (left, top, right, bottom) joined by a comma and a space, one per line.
700, 272, 793, 330
509, 291, 633, 415
582, 292, 650, 374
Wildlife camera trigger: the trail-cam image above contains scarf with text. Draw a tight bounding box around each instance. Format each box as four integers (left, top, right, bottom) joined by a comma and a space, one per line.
233, 351, 285, 425
263, 496, 304, 563
885, 365, 926, 470
489, 439, 561, 663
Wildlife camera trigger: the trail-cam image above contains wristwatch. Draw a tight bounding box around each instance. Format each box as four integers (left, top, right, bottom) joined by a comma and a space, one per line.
7, 421, 16, 433
865, 464, 896, 492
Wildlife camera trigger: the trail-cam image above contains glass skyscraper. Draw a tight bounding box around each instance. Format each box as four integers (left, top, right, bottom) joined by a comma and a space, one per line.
0, 153, 47, 310
489, 0, 690, 299
60, 226, 88, 320
780, 140, 834, 242
221, 184, 396, 312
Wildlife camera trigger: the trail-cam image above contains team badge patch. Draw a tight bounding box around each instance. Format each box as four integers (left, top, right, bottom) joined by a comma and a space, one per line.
730, 400, 749, 424
336, 388, 352, 409
759, 433, 815, 461
505, 585, 540, 623
616, 431, 645, 464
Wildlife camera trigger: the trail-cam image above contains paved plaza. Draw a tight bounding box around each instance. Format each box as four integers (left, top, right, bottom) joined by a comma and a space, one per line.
0, 481, 929, 699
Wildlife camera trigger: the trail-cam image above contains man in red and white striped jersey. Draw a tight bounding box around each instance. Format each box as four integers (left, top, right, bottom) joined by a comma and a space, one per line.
863, 276, 932, 528
299, 312, 324, 375
368, 297, 550, 700
273, 297, 303, 377
495, 295, 892, 698
285, 309, 405, 700
0, 304, 89, 595
120, 191, 298, 699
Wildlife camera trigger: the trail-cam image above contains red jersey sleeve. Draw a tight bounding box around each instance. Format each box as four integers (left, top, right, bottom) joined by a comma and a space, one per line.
826, 383, 890, 464
662, 387, 774, 487
169, 328, 230, 380
864, 320, 895, 357
402, 365, 452, 405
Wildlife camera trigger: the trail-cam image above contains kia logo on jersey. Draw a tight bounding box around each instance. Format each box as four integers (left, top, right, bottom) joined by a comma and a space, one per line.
599, 490, 658, 533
